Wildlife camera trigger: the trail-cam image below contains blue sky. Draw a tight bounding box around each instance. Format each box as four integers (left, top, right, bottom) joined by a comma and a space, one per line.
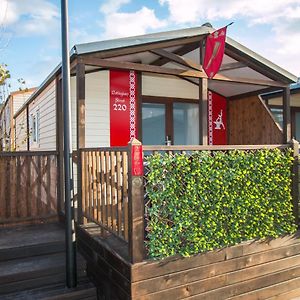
0, 0, 299, 94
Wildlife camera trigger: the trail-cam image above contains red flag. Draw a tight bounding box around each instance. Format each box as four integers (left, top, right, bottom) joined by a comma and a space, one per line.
203, 26, 227, 79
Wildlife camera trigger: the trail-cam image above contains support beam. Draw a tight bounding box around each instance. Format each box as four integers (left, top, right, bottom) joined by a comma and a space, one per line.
83, 56, 286, 88
283, 86, 291, 143
199, 80, 208, 145
199, 43, 208, 145
128, 139, 145, 263
76, 62, 85, 225
76, 62, 86, 149
150, 49, 202, 71
151, 42, 200, 66
291, 139, 299, 227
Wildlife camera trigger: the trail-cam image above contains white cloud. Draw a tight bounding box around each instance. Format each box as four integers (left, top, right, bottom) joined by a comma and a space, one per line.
159, 0, 300, 25
101, 6, 167, 39
1, 0, 59, 36
159, 0, 300, 76
100, 0, 131, 14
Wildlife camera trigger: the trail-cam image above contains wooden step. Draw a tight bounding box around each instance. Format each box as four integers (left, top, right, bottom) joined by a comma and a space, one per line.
0, 252, 87, 295
0, 241, 65, 262
0, 281, 97, 300
0, 223, 65, 261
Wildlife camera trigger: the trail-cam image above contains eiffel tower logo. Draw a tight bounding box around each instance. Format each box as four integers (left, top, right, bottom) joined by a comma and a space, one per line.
214, 110, 225, 130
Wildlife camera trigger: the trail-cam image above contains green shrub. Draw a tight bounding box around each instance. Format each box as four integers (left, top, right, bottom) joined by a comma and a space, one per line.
145, 149, 297, 259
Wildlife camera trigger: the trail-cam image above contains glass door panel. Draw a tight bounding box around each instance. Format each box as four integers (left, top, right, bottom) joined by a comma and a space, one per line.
142, 103, 165, 145
173, 103, 199, 145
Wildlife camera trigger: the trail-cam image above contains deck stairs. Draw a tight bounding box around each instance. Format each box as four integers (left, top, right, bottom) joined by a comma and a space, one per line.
0, 223, 97, 299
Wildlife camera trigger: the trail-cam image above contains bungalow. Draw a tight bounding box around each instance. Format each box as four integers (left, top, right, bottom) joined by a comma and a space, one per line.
12, 25, 297, 154
0, 88, 36, 151
2, 25, 300, 299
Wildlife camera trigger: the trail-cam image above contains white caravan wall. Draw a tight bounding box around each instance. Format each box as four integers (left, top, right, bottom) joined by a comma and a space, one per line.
70, 70, 110, 150
29, 80, 56, 151
142, 74, 199, 99
86, 71, 110, 147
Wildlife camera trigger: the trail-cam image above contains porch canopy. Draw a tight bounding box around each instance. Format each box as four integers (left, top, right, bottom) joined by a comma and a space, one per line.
71, 25, 297, 147
24, 25, 299, 147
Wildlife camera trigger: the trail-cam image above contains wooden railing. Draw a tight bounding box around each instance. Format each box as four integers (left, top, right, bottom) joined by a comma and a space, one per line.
78, 140, 299, 263
78, 139, 145, 263
0, 151, 58, 225
79, 147, 130, 240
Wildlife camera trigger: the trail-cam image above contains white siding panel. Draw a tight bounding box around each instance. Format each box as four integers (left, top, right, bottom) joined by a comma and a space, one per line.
142, 74, 199, 99
15, 110, 27, 151
85, 71, 110, 147
28, 80, 56, 151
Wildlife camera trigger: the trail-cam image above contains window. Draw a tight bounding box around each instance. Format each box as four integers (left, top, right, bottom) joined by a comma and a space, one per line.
30, 109, 40, 145
270, 108, 283, 129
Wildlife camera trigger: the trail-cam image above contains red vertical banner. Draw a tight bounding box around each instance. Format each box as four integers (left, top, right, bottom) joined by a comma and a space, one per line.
203, 26, 227, 79
110, 70, 138, 146
208, 91, 227, 145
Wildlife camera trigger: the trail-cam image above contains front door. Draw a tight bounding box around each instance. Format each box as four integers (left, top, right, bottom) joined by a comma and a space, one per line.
142, 100, 199, 145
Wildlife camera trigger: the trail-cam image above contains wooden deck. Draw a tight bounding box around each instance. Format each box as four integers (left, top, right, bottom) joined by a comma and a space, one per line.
78, 224, 300, 300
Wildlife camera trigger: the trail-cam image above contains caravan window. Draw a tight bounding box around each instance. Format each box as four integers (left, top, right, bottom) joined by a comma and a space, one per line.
30, 109, 40, 144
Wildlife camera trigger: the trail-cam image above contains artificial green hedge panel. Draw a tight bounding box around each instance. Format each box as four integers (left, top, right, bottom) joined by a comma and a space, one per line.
145, 149, 296, 259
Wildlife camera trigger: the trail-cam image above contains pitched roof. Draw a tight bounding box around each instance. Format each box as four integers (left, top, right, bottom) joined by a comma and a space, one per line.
73, 26, 297, 83
14, 25, 298, 117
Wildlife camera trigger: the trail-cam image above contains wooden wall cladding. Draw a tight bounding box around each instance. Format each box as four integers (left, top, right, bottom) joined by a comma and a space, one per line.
228, 96, 283, 145
78, 224, 300, 300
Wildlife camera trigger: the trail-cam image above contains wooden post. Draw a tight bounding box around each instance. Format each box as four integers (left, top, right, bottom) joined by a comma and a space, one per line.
283, 86, 291, 143
76, 61, 86, 224
199, 41, 208, 145
291, 139, 299, 227
128, 138, 144, 263
199, 78, 208, 145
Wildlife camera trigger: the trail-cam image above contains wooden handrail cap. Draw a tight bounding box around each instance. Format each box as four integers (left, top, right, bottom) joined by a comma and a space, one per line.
129, 138, 142, 146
